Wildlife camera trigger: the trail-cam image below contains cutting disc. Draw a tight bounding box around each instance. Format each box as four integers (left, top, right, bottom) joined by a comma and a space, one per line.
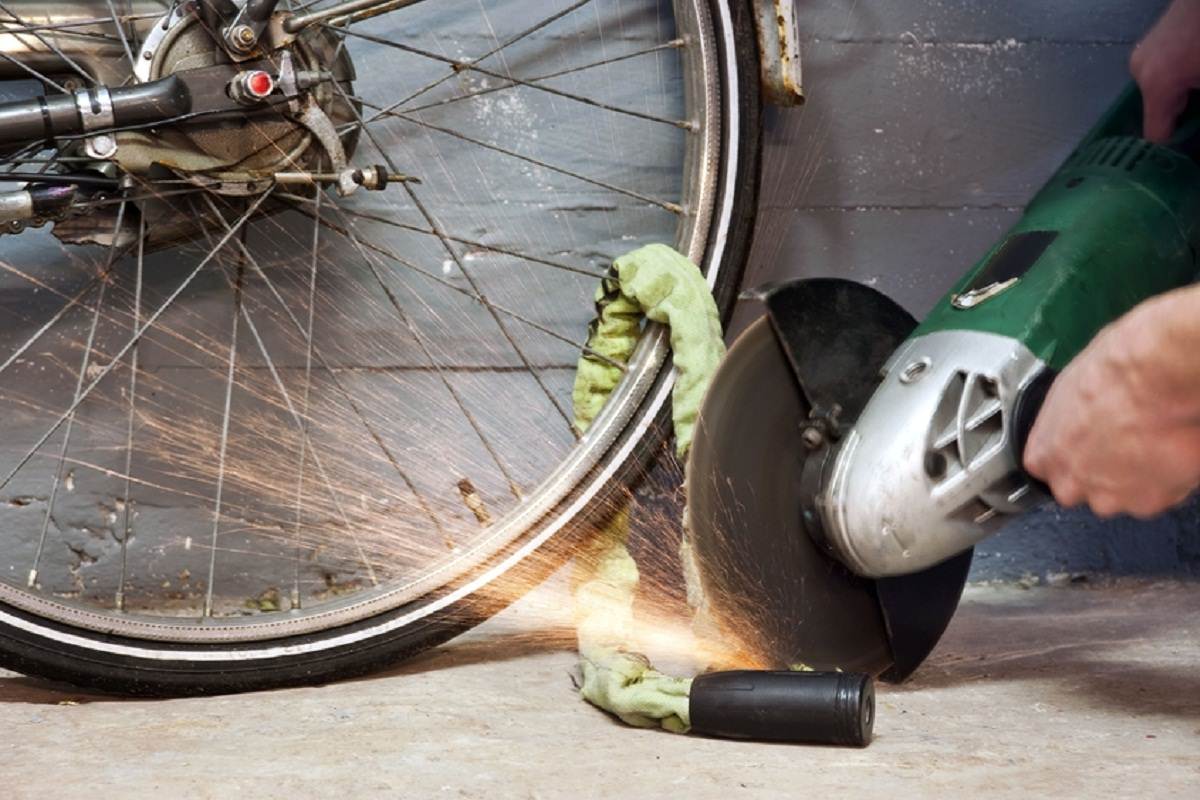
686, 281, 971, 681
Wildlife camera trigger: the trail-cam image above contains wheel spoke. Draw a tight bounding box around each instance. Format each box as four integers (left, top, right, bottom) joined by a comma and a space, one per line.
196, 192, 447, 550
0, 50, 68, 94
294, 201, 604, 279
193, 196, 415, 592
340, 93, 682, 213
0, 269, 107, 380
26, 280, 107, 587
0, 189, 274, 496
103, 0, 140, 76
404, 180, 578, 430
330, 24, 690, 130
325, 77, 577, 432
309, 196, 526, 499
0, 11, 160, 38
402, 39, 684, 116
233, 288, 382, 590
291, 187, 322, 610
115, 214, 146, 611
0, 2, 98, 86
355, 0, 597, 123
280, 194, 629, 372
287, 0, 430, 31
27, 199, 129, 587
202, 225, 247, 618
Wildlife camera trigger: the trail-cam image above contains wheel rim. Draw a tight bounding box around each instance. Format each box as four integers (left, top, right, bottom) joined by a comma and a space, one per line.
0, 0, 738, 644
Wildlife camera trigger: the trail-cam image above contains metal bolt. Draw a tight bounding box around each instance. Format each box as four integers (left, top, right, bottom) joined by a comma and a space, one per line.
86, 134, 119, 160
801, 426, 825, 450
229, 23, 258, 51
228, 70, 276, 105
899, 358, 931, 384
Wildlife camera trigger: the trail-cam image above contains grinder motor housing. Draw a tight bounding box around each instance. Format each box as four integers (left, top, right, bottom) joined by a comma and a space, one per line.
809, 86, 1200, 578
685, 86, 1200, 683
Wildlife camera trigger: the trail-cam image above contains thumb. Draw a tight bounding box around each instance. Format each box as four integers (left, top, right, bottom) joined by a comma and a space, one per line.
1021, 422, 1048, 479
1021, 393, 1057, 479
1142, 85, 1188, 143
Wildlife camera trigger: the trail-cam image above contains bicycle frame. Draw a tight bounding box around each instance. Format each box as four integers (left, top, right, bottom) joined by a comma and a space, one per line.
0, 1, 301, 152
0, 0, 365, 234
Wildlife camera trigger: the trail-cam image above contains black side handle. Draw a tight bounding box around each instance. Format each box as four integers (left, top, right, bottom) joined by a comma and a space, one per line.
1010, 367, 1057, 500
689, 670, 874, 747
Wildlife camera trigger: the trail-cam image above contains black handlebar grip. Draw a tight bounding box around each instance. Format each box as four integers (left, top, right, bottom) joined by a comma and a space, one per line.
1010, 367, 1057, 500
689, 670, 874, 747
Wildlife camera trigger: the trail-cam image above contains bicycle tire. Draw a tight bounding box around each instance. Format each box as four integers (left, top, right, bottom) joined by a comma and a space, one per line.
0, 0, 761, 695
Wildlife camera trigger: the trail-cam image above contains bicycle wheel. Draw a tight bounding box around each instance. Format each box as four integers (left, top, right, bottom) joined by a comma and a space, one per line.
0, 0, 759, 694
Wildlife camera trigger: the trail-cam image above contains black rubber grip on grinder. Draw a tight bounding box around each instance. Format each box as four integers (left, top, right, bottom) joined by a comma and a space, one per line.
689, 670, 874, 747
1010, 367, 1057, 500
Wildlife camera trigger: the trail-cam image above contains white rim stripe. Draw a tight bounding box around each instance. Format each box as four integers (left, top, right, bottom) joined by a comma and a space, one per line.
0, 0, 743, 663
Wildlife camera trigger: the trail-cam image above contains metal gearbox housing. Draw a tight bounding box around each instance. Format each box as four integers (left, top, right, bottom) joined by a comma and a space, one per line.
687, 280, 972, 682
817, 330, 1045, 578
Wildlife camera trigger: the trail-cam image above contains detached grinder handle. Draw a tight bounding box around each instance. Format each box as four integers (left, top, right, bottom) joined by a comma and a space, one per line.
689, 670, 875, 747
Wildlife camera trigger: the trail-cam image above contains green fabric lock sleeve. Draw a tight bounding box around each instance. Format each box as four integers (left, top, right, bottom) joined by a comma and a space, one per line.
570, 244, 726, 733
610, 243, 724, 457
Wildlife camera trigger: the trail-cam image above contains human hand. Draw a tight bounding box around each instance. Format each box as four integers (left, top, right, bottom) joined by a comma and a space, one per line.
1130, 0, 1200, 142
1023, 291, 1200, 518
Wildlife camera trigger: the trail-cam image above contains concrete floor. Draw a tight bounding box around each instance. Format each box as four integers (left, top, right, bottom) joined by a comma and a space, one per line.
0, 578, 1196, 798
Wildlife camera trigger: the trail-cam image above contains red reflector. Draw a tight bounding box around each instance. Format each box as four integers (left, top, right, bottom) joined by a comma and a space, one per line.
247, 71, 273, 97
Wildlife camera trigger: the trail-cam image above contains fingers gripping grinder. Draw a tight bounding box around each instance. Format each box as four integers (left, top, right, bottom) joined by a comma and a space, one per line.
687, 86, 1200, 680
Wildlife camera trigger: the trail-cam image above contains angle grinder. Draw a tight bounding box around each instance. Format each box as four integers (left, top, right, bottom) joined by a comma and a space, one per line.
687, 85, 1200, 681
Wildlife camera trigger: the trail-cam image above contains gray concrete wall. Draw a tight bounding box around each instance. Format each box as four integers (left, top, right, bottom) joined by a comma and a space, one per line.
733, 0, 1199, 580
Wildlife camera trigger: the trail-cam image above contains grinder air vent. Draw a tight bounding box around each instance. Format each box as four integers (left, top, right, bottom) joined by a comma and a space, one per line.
924, 368, 1029, 524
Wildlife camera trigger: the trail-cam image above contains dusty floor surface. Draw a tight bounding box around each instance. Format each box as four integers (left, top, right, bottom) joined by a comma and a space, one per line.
0, 579, 1196, 798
